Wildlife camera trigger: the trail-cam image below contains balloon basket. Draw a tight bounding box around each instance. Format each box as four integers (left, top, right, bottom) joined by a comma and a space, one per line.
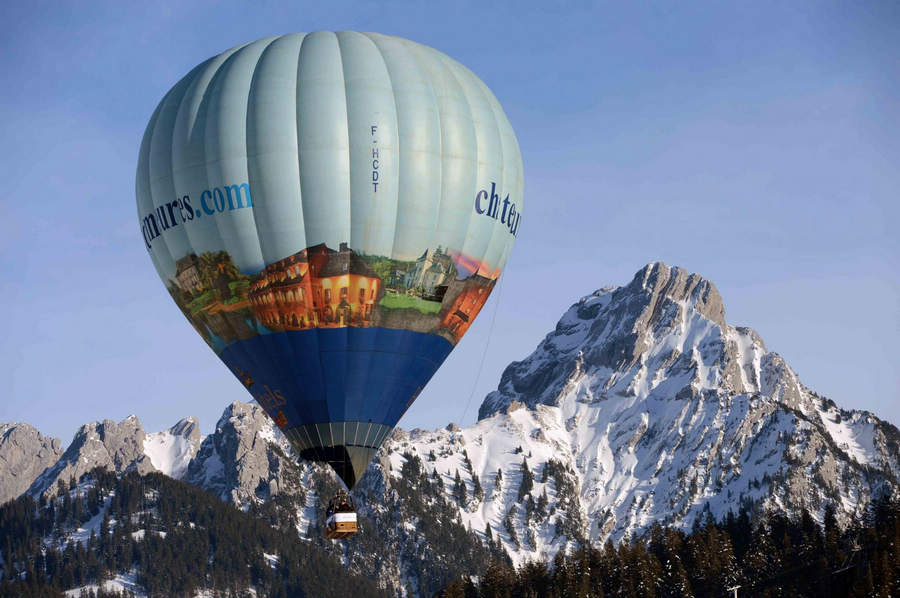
324, 491, 358, 540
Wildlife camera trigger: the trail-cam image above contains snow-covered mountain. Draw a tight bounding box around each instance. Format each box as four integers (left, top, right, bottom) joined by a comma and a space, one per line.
2, 262, 898, 594
385, 262, 899, 564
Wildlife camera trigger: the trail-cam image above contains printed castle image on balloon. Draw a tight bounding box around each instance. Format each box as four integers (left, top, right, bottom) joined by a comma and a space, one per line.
165, 243, 497, 354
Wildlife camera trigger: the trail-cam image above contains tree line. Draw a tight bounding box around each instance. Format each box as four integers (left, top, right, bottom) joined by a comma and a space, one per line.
438, 494, 900, 598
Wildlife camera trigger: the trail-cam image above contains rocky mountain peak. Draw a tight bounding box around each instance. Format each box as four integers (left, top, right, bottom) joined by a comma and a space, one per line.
0, 423, 63, 504
169, 416, 201, 441
626, 262, 726, 332
185, 402, 304, 506
94, 416, 147, 470
455, 263, 899, 556
28, 415, 153, 497
480, 263, 762, 419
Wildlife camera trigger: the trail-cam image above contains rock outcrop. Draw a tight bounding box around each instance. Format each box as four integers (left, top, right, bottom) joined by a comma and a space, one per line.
0, 423, 63, 504
27, 415, 152, 497
184, 402, 304, 506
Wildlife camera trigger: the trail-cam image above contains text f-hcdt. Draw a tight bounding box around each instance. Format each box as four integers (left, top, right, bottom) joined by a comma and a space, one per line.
371, 125, 379, 193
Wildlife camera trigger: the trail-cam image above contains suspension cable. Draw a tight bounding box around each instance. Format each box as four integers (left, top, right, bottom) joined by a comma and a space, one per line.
458, 273, 505, 425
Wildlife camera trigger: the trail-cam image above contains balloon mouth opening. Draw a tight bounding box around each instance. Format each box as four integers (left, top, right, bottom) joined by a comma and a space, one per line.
300, 445, 358, 488
282, 421, 391, 489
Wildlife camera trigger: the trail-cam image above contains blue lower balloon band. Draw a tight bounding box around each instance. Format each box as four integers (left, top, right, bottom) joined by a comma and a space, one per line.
219, 326, 453, 430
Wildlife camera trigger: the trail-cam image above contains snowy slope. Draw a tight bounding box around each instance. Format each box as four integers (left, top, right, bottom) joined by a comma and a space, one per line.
63, 572, 145, 598
143, 417, 203, 478
143, 431, 195, 478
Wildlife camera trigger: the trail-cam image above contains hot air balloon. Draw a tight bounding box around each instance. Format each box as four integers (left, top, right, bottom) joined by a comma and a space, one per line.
136, 31, 522, 539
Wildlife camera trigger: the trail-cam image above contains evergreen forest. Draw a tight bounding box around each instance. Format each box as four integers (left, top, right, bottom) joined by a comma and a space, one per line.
438, 495, 900, 598
0, 469, 388, 598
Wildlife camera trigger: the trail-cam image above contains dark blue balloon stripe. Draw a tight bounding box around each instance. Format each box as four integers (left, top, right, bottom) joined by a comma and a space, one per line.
219, 327, 453, 428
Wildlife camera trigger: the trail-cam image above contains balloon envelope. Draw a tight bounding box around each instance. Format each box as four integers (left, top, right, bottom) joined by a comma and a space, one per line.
136, 31, 523, 488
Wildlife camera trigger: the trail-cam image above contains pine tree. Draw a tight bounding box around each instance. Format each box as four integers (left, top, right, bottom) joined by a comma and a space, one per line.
472, 474, 484, 502
537, 489, 548, 519
454, 470, 467, 507
526, 528, 536, 551
518, 457, 533, 502
432, 469, 445, 492
504, 506, 520, 549
524, 495, 536, 524
462, 450, 473, 473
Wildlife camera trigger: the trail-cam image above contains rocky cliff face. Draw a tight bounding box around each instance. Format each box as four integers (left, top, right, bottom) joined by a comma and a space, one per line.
0, 423, 63, 503
28, 415, 153, 497
185, 402, 305, 506
26, 414, 204, 498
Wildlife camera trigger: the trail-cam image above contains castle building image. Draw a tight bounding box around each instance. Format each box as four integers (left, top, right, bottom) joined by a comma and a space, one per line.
174, 253, 203, 294
405, 247, 455, 296
248, 243, 380, 330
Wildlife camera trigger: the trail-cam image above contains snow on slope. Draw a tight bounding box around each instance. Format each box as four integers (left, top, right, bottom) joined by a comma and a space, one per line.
819, 408, 879, 464
143, 417, 202, 478
388, 406, 579, 566
143, 431, 193, 477
64, 571, 145, 598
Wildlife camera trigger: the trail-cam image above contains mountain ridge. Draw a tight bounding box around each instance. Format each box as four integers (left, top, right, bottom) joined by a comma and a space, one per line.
2, 262, 897, 595
0, 422, 63, 504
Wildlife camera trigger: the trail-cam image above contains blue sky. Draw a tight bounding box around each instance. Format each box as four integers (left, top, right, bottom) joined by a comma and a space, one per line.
2, 1, 897, 443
